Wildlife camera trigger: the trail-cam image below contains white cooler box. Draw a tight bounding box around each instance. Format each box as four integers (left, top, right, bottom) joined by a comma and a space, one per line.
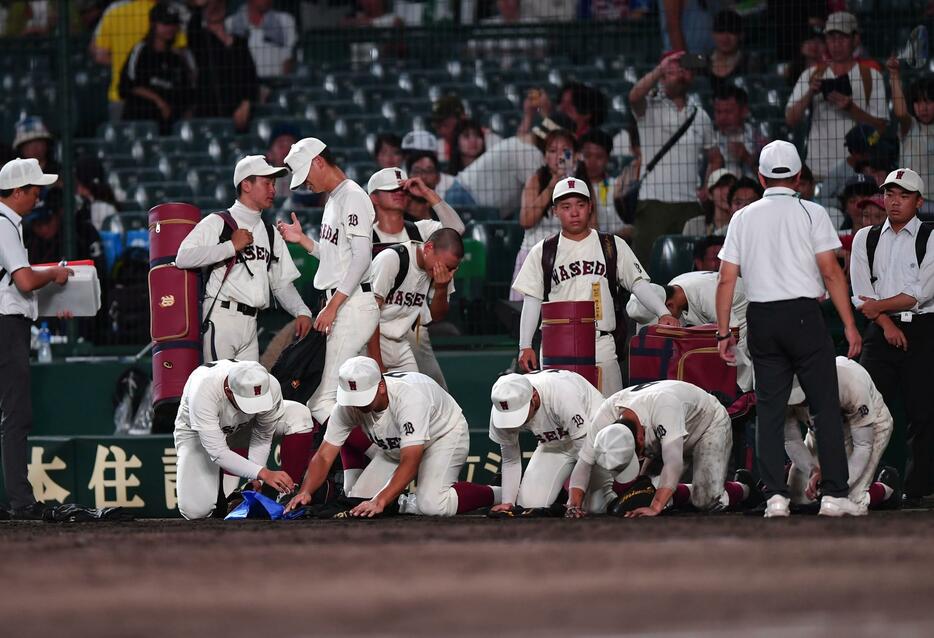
34, 261, 102, 317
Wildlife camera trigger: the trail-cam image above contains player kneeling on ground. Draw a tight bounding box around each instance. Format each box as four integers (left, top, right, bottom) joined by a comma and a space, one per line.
367, 228, 463, 372
174, 360, 304, 520
566, 380, 753, 517
285, 357, 497, 517
785, 357, 898, 512
488, 370, 607, 513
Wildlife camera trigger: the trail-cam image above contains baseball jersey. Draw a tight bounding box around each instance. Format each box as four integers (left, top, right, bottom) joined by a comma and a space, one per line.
174, 359, 285, 478
374, 219, 441, 246
315, 179, 375, 291
324, 371, 463, 459
175, 201, 307, 313
580, 380, 724, 465
669, 271, 747, 328
791, 357, 888, 431
489, 369, 605, 450
512, 229, 649, 332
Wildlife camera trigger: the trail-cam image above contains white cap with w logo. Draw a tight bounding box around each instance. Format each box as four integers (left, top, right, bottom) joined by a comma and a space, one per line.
882, 168, 924, 197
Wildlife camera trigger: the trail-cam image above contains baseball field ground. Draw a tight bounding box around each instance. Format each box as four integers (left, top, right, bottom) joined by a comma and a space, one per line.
4, 509, 934, 637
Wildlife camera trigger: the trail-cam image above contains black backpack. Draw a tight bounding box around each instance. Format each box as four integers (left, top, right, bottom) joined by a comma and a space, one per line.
107, 246, 151, 344
865, 221, 933, 284
372, 221, 422, 256
270, 330, 328, 404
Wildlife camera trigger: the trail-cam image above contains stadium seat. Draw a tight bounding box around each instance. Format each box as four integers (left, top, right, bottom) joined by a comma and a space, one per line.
453, 237, 487, 299
134, 182, 195, 210
456, 206, 500, 225
130, 137, 188, 163
648, 235, 699, 283
467, 221, 524, 286
186, 166, 228, 197
97, 121, 159, 145
109, 167, 166, 194
174, 119, 236, 146
157, 153, 214, 180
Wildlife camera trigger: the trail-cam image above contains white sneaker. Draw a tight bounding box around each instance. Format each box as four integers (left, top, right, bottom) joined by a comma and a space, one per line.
819, 496, 867, 517
764, 494, 790, 518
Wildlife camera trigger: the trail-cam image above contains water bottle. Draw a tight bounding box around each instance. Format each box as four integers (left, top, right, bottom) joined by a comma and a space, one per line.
37, 322, 52, 364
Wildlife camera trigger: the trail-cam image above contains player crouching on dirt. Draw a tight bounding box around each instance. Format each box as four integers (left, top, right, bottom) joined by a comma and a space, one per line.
285, 357, 498, 517
174, 360, 311, 520
565, 380, 758, 517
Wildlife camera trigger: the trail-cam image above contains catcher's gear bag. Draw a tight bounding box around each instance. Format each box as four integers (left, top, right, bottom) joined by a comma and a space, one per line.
607, 475, 656, 515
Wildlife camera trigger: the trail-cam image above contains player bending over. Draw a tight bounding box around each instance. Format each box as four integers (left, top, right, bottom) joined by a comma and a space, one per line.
285, 357, 498, 517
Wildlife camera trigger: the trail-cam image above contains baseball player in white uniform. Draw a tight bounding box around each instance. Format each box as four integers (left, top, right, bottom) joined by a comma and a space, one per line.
785, 357, 895, 511
175, 156, 313, 362
512, 177, 678, 396
285, 357, 498, 517
368, 166, 465, 389
173, 359, 313, 520
627, 271, 753, 391
566, 380, 744, 517
488, 370, 610, 512
276, 138, 380, 425
368, 228, 463, 373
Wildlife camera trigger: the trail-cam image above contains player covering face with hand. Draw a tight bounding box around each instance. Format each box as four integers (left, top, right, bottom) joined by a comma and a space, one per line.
285, 357, 498, 517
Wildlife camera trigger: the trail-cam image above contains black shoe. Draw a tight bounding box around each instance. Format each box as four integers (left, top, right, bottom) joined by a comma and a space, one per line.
733, 469, 764, 507
875, 466, 902, 510
902, 494, 924, 509
10, 502, 48, 521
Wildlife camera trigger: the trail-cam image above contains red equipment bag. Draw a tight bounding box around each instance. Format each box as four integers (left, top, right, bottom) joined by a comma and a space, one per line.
541, 300, 599, 389
628, 323, 740, 400
148, 203, 202, 430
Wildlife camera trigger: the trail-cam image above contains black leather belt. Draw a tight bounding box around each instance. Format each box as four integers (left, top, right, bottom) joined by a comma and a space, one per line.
329, 282, 372, 296
220, 301, 258, 317
0, 314, 30, 322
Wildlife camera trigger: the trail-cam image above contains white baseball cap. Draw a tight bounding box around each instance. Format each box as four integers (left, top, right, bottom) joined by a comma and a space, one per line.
285, 137, 327, 191
625, 283, 666, 325
401, 130, 438, 153
0, 158, 57, 190
552, 177, 590, 204
233, 155, 289, 188
367, 167, 408, 194
280, 400, 313, 435
882, 167, 925, 197
490, 374, 534, 429
824, 11, 858, 35
337, 356, 382, 407
227, 361, 275, 414
758, 140, 802, 179
593, 422, 639, 483
706, 168, 736, 191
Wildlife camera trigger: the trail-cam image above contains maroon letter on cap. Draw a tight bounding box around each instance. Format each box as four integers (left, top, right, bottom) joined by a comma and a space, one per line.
499, 401, 509, 410
253, 385, 262, 396
897, 170, 905, 180
349, 380, 357, 391
568, 179, 575, 188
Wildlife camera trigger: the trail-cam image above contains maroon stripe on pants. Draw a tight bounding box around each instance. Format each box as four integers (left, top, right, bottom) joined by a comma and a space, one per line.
453, 482, 494, 514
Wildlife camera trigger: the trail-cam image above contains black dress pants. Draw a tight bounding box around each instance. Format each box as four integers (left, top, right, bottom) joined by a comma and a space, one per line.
0, 316, 36, 509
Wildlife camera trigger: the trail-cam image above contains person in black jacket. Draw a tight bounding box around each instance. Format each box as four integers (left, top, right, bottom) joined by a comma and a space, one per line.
186, 0, 259, 132
119, 2, 195, 135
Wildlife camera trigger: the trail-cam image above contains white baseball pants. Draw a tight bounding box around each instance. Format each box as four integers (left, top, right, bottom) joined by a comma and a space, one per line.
307, 291, 380, 423
685, 410, 733, 510
203, 304, 259, 362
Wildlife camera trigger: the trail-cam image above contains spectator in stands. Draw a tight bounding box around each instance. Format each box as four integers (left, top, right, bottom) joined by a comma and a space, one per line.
712, 86, 762, 178
888, 59, 934, 215
707, 9, 748, 94
579, 129, 626, 237
579, 0, 649, 21
629, 50, 721, 264
432, 95, 464, 164
266, 123, 299, 198
857, 193, 886, 227
91, 0, 187, 121
838, 174, 878, 233
660, 0, 715, 54
374, 132, 404, 170
692, 234, 724, 271
119, 3, 195, 136
820, 124, 877, 211
12, 116, 60, 176
23, 187, 106, 283
443, 113, 569, 218
1, 1, 55, 36
186, 0, 259, 132
796, 164, 817, 201
683, 168, 736, 237
402, 130, 453, 203
727, 175, 762, 215
520, 82, 608, 140
341, 0, 403, 27
226, 0, 296, 79
785, 12, 886, 180
467, 0, 547, 60
447, 119, 486, 176
512, 128, 589, 300
75, 155, 120, 234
